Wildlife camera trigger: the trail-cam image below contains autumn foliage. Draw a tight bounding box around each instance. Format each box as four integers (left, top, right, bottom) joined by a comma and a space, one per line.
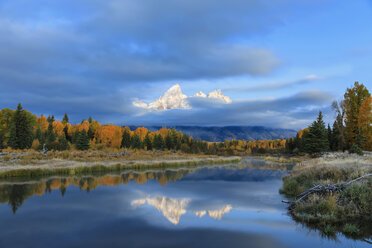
94, 125, 123, 149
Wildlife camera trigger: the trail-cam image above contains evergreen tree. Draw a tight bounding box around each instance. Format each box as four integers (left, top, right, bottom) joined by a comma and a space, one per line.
331, 121, 339, 151
327, 124, 333, 150
47, 115, 55, 123
62, 113, 69, 125
58, 133, 70, 150
8, 104, 34, 149
46, 115, 56, 147
72, 130, 80, 145
303, 112, 329, 155
144, 133, 153, 150
332, 114, 346, 151
121, 129, 131, 148
63, 125, 71, 142
165, 134, 174, 150
87, 126, 94, 140
131, 135, 142, 149
76, 130, 89, 150
0, 130, 5, 149
88, 116, 92, 123
170, 129, 181, 150
181, 134, 189, 145
153, 134, 164, 150
35, 127, 45, 149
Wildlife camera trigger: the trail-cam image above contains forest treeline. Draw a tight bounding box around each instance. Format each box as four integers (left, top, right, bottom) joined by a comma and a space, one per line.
0, 82, 370, 156
286, 82, 371, 155
0, 103, 287, 155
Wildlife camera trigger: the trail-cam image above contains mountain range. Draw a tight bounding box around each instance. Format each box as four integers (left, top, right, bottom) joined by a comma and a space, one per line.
128, 126, 297, 142
133, 84, 231, 111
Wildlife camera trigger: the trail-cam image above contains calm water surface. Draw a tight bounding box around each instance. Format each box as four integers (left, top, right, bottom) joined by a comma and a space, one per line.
0, 158, 369, 248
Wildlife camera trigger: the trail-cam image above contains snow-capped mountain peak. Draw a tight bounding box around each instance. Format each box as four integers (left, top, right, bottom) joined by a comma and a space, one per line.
207, 89, 232, 103
133, 84, 231, 111
193, 91, 207, 98
134, 83, 190, 111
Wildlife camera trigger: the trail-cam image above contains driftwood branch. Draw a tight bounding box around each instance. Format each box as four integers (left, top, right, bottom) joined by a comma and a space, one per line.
282, 173, 372, 206
362, 239, 372, 245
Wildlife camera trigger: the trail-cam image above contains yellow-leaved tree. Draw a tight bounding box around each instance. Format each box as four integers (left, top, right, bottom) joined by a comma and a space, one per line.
358, 97, 372, 150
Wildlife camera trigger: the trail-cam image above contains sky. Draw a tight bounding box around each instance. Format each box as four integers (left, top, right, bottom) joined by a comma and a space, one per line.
0, 0, 371, 129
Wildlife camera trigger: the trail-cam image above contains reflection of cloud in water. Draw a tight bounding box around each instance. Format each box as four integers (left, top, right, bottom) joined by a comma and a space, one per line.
132, 196, 232, 224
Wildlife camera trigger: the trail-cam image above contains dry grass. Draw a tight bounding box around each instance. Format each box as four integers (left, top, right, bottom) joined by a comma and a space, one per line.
0, 148, 242, 178
281, 152, 372, 240
0, 148, 220, 165
260, 155, 307, 164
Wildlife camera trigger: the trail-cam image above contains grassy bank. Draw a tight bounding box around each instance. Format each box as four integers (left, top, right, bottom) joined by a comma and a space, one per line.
257, 155, 306, 164
0, 156, 241, 179
280, 153, 372, 239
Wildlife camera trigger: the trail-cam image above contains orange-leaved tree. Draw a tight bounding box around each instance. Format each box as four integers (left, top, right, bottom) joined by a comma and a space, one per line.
94, 125, 123, 148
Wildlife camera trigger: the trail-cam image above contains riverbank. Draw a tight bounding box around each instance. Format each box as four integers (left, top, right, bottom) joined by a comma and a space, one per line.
280, 152, 372, 239
0, 150, 241, 178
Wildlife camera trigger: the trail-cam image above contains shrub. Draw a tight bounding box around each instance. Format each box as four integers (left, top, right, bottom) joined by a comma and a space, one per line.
349, 144, 363, 155
31, 139, 40, 150
343, 224, 360, 236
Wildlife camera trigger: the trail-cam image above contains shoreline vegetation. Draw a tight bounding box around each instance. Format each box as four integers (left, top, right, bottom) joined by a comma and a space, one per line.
280, 152, 372, 240
0, 150, 241, 178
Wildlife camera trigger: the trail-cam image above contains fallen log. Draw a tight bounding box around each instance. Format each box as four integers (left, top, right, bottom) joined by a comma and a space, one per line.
282, 173, 372, 206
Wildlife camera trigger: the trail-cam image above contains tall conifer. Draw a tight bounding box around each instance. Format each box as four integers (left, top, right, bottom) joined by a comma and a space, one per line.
8, 104, 34, 149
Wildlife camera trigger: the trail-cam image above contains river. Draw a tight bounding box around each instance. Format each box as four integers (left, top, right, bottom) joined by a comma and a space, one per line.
0, 158, 368, 248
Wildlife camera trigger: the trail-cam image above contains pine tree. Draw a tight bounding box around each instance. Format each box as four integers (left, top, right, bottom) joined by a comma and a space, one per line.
327, 124, 333, 150
46, 115, 56, 147
153, 134, 164, 150
131, 135, 142, 149
58, 133, 70, 150
72, 131, 80, 145
47, 115, 55, 123
62, 113, 69, 125
76, 130, 89, 150
35, 127, 44, 149
144, 133, 153, 150
88, 116, 92, 123
303, 112, 329, 155
165, 134, 174, 150
8, 104, 34, 149
121, 129, 131, 148
332, 114, 346, 151
63, 125, 71, 142
87, 126, 94, 140
0, 130, 5, 149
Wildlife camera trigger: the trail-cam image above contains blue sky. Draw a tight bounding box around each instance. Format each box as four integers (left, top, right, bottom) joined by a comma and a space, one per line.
0, 0, 371, 129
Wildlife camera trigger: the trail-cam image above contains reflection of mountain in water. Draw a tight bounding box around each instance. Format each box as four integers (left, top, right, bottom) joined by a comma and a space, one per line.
196, 205, 232, 220
0, 158, 292, 213
132, 196, 232, 224
132, 197, 190, 225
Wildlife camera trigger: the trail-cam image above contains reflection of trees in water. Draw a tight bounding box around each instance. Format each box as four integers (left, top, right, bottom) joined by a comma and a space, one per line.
0, 169, 191, 213
8, 185, 27, 214
291, 213, 372, 242
0, 160, 294, 214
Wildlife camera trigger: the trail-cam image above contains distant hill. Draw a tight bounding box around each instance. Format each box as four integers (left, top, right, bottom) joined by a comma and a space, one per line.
128, 126, 297, 142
